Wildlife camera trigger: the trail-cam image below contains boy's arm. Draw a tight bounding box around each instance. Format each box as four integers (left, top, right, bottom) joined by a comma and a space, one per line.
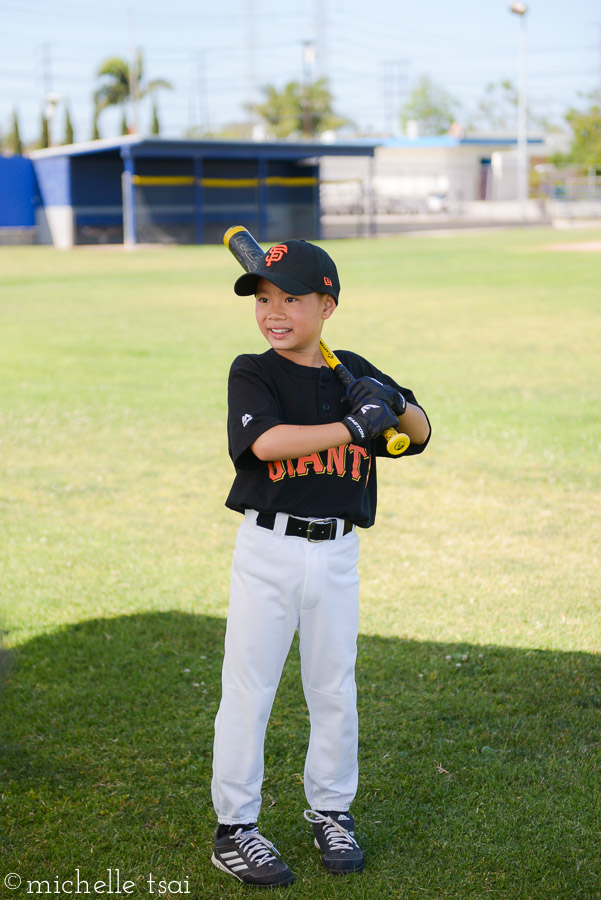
251, 422, 351, 462
398, 402, 430, 445
252, 400, 430, 461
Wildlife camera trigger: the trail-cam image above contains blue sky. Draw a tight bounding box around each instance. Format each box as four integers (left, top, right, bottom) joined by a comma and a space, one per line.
1, 0, 600, 146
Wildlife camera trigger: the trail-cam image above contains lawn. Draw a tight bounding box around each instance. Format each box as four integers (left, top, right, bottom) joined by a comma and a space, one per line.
1, 229, 600, 899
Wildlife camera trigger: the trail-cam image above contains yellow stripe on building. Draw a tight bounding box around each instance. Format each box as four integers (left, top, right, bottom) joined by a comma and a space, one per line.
201, 178, 259, 188
132, 175, 317, 189
132, 175, 196, 186
264, 176, 317, 187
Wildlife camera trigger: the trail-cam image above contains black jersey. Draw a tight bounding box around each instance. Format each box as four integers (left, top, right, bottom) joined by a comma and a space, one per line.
225, 348, 430, 528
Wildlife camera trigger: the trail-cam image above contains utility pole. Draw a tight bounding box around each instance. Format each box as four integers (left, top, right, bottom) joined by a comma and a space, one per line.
196, 51, 209, 134
313, 0, 327, 81
42, 42, 52, 97
128, 6, 139, 135
41, 42, 61, 147
598, 23, 601, 102
246, 0, 257, 133
302, 40, 316, 138
381, 59, 407, 136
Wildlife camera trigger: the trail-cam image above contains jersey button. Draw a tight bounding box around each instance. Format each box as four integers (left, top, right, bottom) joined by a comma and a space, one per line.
322, 402, 330, 411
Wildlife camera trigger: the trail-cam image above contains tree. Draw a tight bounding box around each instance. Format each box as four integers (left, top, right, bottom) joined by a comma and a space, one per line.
8, 109, 23, 155
400, 75, 459, 136
468, 79, 517, 132
467, 78, 552, 134
64, 106, 74, 145
248, 77, 349, 139
552, 96, 601, 172
91, 111, 101, 141
150, 102, 160, 135
39, 111, 49, 149
94, 51, 172, 134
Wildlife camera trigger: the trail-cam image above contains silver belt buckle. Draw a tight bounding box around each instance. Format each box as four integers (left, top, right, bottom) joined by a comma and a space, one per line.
306, 518, 335, 542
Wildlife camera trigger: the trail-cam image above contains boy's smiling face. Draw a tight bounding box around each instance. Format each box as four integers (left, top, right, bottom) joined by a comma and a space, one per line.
255, 277, 336, 366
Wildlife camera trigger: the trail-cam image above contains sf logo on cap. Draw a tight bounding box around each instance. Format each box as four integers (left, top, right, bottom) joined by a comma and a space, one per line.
265, 245, 288, 267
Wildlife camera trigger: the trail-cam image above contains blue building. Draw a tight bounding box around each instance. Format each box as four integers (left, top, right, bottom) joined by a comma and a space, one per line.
24, 136, 377, 247
0, 155, 39, 244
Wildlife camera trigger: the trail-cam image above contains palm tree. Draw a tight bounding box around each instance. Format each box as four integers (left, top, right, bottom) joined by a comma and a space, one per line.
94, 51, 172, 135
248, 78, 349, 139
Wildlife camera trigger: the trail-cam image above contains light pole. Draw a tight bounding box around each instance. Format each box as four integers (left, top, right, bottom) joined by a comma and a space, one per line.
510, 3, 528, 218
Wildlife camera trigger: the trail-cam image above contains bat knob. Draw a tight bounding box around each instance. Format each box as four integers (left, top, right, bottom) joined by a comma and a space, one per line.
385, 430, 410, 456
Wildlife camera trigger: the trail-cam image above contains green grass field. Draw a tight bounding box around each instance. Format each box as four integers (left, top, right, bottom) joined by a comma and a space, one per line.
1, 229, 600, 899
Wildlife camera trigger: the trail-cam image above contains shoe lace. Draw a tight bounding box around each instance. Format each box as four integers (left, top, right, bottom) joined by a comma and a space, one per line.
234, 827, 280, 867
303, 810, 357, 851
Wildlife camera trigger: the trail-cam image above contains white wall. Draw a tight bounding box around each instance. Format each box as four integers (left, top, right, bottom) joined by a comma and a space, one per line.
320, 144, 506, 215
36, 205, 74, 248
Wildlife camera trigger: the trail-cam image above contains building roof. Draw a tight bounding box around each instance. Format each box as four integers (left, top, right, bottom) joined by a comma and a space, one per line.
29, 135, 378, 161
380, 134, 545, 148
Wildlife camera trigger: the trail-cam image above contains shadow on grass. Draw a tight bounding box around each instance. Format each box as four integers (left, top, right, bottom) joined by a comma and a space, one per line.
1, 611, 599, 899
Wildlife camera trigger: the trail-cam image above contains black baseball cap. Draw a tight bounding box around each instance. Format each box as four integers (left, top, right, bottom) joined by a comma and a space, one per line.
234, 239, 341, 304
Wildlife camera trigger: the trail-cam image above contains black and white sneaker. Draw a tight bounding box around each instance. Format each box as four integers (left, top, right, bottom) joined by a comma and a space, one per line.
303, 809, 364, 874
211, 825, 294, 888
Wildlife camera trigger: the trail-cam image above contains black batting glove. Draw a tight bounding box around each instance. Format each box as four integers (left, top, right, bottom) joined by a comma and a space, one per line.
346, 376, 406, 416
343, 399, 399, 443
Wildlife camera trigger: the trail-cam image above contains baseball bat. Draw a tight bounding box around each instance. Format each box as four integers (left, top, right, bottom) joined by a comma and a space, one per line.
223, 225, 266, 273
223, 225, 410, 456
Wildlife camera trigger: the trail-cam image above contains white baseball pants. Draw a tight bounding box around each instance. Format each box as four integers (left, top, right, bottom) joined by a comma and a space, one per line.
212, 508, 360, 824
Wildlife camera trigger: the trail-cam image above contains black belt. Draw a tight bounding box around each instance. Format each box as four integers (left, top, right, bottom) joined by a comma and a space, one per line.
256, 511, 353, 542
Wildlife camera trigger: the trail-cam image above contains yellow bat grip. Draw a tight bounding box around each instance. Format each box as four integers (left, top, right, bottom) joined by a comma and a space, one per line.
318, 340, 410, 456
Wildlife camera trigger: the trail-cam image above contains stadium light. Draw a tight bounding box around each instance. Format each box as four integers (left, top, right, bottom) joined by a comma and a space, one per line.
510, 3, 528, 218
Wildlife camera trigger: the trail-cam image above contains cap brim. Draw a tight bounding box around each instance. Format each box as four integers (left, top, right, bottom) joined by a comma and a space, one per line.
234, 270, 314, 297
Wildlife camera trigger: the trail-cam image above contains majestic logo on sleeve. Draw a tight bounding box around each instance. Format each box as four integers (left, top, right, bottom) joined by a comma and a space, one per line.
265, 245, 288, 267
242, 413, 253, 427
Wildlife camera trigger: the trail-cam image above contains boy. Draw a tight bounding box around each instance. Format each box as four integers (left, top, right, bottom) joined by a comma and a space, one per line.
211, 239, 430, 887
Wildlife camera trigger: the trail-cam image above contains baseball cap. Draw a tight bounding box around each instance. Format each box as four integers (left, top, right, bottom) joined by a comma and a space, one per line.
234, 239, 341, 304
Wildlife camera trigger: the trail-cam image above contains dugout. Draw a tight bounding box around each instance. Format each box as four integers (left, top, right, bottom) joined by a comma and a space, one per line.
0, 156, 39, 245
29, 136, 376, 248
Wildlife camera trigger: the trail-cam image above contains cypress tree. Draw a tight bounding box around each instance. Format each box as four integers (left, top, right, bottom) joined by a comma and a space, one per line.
64, 106, 74, 144
9, 109, 23, 155
40, 112, 50, 149
151, 103, 160, 135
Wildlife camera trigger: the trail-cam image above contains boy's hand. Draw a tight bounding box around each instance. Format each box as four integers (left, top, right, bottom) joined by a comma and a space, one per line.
346, 377, 406, 416
343, 399, 399, 443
